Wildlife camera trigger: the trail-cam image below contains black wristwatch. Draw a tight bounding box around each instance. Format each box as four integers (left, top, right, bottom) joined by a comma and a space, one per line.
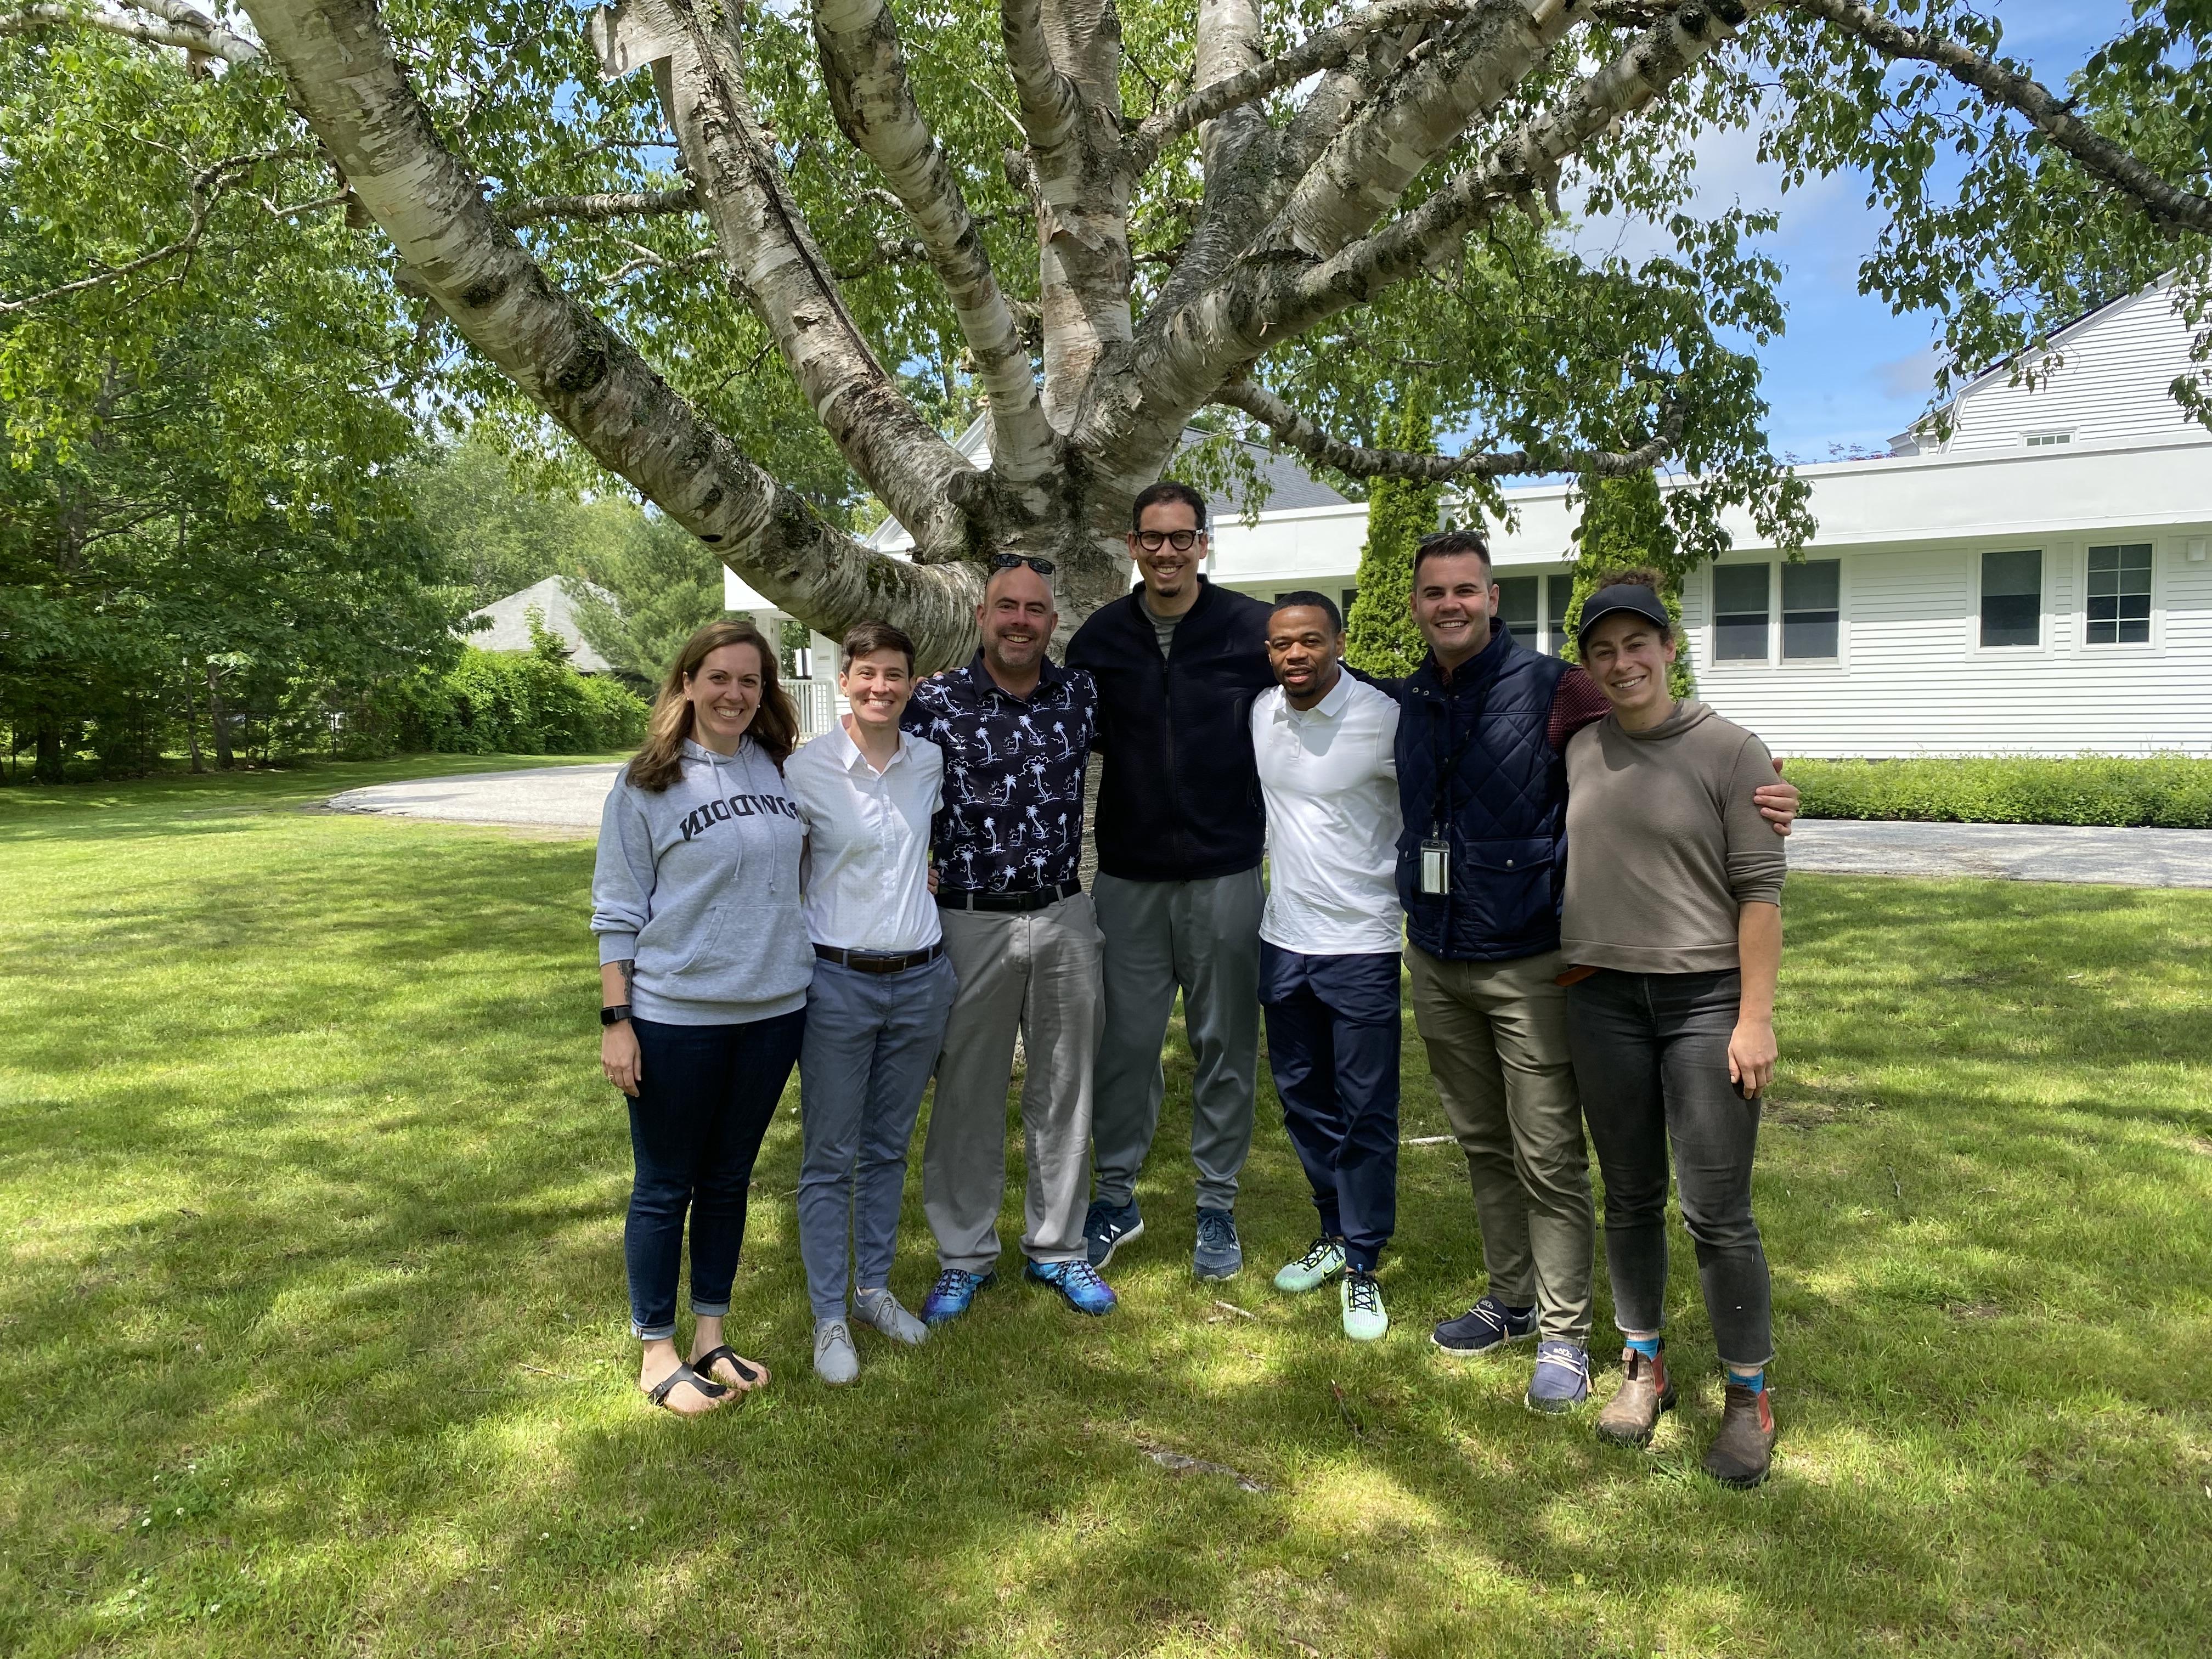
600, 1004, 633, 1026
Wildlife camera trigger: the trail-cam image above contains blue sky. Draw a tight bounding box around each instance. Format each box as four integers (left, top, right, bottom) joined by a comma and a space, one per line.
1601, 2, 2137, 458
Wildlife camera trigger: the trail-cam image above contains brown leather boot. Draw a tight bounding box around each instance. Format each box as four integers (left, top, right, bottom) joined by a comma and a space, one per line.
1703, 1383, 1776, 1488
1595, 1345, 1677, 1448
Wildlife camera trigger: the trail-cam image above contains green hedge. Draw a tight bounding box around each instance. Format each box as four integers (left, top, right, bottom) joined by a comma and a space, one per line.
359, 648, 647, 757
1790, 756, 2212, 828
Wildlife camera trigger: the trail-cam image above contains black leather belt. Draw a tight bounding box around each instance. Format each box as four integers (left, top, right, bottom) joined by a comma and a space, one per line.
935, 879, 1081, 915
813, 941, 946, 974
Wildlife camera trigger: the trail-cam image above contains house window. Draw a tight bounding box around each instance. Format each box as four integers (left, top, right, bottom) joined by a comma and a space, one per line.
1496, 575, 1539, 647
1340, 587, 1358, 620
2023, 431, 2073, 448
1979, 549, 2042, 648
1712, 564, 1770, 662
1546, 574, 1575, 656
1781, 560, 1841, 660
2085, 543, 2152, 645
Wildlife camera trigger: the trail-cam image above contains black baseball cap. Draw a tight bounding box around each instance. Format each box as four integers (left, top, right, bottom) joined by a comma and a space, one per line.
1577, 583, 1672, 647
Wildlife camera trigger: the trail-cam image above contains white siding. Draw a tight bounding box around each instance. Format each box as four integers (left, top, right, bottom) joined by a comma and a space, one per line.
1686, 537, 2212, 757
1946, 285, 2205, 453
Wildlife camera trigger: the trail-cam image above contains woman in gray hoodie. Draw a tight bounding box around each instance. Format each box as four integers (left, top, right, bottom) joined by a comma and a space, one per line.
591, 619, 815, 1413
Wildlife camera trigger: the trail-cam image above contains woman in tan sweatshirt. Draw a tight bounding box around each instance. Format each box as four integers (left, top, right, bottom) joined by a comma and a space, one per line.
1561, 572, 1785, 1489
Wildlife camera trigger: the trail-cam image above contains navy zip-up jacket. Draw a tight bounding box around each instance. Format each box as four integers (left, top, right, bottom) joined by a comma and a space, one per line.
1067, 577, 1275, 883
1393, 623, 1575, 963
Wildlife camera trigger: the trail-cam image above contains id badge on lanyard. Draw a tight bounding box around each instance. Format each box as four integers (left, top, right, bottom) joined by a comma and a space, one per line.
1419, 837, 1451, 895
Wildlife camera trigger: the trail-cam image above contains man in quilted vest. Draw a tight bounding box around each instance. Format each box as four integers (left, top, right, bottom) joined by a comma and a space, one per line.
1396, 532, 1798, 1414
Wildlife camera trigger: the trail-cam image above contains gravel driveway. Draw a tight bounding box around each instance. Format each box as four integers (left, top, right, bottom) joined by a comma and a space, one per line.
329, 763, 2212, 888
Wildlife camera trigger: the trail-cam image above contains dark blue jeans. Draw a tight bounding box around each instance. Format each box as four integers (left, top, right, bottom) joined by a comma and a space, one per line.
1565, 968, 1773, 1368
624, 1010, 805, 1341
1260, 944, 1402, 1272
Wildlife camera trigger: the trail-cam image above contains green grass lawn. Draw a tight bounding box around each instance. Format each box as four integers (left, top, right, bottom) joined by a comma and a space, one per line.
2, 762, 2208, 1657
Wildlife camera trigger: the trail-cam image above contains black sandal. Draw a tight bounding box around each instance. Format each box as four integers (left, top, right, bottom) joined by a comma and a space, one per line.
692, 1344, 763, 1388
645, 1362, 726, 1412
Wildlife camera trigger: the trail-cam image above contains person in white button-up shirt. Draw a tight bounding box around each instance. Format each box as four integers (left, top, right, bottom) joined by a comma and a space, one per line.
784, 622, 957, 1383
1250, 593, 1405, 1343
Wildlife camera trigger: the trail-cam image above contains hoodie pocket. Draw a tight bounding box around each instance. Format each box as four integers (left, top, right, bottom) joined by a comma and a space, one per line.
638, 905, 726, 983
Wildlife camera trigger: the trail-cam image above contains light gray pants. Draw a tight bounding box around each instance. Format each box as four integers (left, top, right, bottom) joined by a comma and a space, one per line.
923, 894, 1103, 1273
797, 954, 958, 1320
1090, 867, 1263, 1214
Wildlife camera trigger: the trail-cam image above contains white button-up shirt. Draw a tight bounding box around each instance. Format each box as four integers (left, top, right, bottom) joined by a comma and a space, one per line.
787, 720, 945, 952
1252, 672, 1404, 955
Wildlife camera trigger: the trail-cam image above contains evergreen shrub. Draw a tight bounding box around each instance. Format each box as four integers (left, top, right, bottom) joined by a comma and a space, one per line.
1789, 755, 2212, 827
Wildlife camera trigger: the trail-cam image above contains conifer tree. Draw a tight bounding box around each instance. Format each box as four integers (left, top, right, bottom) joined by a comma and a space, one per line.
1343, 391, 1439, 679
1560, 470, 1696, 699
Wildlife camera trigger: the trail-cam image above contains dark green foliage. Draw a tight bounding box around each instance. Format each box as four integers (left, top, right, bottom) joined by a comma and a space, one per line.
1559, 471, 1697, 699
1789, 755, 2212, 828
565, 515, 741, 689
1342, 391, 1438, 678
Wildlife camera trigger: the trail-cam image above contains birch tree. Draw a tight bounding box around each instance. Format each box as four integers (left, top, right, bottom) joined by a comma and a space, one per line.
7, 0, 2209, 667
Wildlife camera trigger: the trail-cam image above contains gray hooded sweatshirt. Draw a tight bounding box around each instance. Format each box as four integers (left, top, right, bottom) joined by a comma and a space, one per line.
591, 736, 814, 1025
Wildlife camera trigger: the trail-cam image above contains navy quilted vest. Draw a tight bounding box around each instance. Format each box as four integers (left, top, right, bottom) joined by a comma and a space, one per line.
1393, 625, 1570, 962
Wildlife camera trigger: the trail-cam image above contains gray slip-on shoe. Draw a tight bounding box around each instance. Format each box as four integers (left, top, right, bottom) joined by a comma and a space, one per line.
852, 1288, 929, 1346
813, 1317, 860, 1385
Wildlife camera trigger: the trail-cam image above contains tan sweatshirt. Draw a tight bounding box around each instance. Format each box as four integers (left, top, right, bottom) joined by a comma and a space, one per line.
1561, 700, 1786, 974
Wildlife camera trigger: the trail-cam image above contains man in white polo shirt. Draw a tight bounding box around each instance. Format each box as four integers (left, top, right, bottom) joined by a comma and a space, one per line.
1251, 591, 1405, 1342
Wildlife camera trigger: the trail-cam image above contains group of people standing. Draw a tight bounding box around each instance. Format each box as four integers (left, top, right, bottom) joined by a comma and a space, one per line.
589, 482, 1801, 1488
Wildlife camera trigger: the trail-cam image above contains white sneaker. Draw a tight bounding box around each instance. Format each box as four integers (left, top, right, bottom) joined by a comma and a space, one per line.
813, 1318, 859, 1385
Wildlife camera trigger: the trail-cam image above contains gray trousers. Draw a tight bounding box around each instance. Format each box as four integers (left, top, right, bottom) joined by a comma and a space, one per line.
1407, 943, 1596, 1346
797, 954, 958, 1320
1090, 867, 1263, 1214
923, 894, 1103, 1273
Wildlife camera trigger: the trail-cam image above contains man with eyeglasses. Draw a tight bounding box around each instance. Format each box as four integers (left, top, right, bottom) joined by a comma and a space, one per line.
1067, 480, 1276, 1283
901, 555, 1119, 1323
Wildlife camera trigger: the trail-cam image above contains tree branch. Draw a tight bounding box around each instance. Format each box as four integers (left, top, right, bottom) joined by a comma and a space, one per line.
813, 0, 1051, 483
495, 187, 699, 229
1127, 0, 1475, 170
236, 0, 983, 666
1790, 0, 2212, 238
2, 0, 262, 61
1216, 376, 1686, 478
1000, 0, 1087, 156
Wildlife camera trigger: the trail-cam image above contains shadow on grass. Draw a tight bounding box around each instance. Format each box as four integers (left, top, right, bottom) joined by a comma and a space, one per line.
4, 830, 2211, 1656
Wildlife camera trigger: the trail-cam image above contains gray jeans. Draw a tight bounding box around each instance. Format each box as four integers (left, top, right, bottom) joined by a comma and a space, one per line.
1090, 867, 1264, 1214
923, 894, 1103, 1273
797, 954, 958, 1320
1406, 943, 1595, 1346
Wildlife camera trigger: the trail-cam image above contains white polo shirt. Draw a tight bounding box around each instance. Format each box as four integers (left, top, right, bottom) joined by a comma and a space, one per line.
1252, 672, 1404, 956
786, 720, 944, 952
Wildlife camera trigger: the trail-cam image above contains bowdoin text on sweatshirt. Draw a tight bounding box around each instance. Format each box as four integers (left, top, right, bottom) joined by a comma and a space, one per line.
1560, 700, 1786, 975
591, 737, 814, 1024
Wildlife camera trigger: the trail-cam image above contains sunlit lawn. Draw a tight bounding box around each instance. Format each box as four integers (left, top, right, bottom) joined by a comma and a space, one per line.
2, 759, 2208, 1656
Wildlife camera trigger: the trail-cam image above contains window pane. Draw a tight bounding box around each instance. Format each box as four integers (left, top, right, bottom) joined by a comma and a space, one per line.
1712, 564, 1769, 662
1980, 550, 2041, 647
1781, 560, 1841, 660
1340, 587, 1358, 620
2085, 545, 2152, 646
1496, 575, 1538, 645
1546, 574, 1575, 656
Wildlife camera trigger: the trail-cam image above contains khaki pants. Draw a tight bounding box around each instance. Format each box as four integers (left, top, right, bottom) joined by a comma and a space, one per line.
924, 895, 1102, 1273
1406, 944, 1594, 1345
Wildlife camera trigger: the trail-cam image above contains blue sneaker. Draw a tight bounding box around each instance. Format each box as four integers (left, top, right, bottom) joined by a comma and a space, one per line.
1025, 1257, 1118, 1316
1526, 1340, 1592, 1413
1430, 1295, 1538, 1357
919, 1267, 995, 1327
1193, 1207, 1242, 1280
1084, 1198, 1144, 1269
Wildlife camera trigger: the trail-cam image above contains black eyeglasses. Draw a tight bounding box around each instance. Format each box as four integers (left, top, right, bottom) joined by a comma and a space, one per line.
989, 553, 1056, 575
1134, 529, 1201, 552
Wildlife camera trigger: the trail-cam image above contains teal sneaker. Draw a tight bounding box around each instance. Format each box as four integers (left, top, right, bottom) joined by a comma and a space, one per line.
1274, 1235, 1346, 1294
1025, 1257, 1118, 1316
1341, 1269, 1388, 1342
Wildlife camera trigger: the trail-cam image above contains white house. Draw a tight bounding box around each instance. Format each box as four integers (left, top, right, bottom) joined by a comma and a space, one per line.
734, 280, 2212, 755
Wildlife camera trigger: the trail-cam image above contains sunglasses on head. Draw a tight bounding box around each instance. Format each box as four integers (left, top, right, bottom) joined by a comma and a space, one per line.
989, 553, 1057, 575
1134, 529, 1200, 552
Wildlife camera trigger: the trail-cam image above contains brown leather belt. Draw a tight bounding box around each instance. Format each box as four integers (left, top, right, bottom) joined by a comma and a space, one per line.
812, 941, 946, 974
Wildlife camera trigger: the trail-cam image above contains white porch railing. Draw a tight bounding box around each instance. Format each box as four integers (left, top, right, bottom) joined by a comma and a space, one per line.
786, 678, 840, 737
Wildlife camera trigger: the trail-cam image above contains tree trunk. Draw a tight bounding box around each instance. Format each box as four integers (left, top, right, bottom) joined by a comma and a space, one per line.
33, 719, 64, 785
207, 663, 234, 770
